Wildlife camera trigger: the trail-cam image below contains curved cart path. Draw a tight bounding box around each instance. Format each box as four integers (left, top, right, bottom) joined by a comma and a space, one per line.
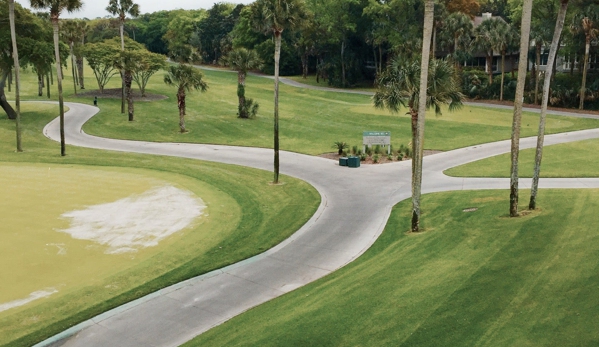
37, 99, 599, 347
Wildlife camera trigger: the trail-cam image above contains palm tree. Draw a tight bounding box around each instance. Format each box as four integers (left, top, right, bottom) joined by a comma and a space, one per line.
30, 0, 83, 157
374, 59, 464, 232
106, 0, 140, 114
443, 12, 473, 69
163, 64, 208, 133
490, 20, 516, 101
530, 0, 570, 210
471, 18, 498, 85
570, 11, 599, 110
250, 0, 308, 184
509, 0, 533, 217
61, 20, 79, 95
8, 0, 22, 152
225, 48, 263, 119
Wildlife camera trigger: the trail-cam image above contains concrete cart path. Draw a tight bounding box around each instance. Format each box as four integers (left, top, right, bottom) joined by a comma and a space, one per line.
37, 101, 599, 347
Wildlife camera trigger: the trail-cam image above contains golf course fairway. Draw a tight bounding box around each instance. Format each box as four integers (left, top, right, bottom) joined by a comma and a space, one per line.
0, 162, 237, 343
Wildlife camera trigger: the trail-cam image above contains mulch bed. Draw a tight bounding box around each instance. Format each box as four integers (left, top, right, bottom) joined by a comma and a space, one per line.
320, 150, 443, 165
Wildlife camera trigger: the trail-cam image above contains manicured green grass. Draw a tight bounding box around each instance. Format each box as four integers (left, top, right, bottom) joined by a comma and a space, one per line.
285, 74, 377, 92
7, 64, 599, 155
0, 103, 319, 347
186, 189, 599, 347
446, 138, 599, 178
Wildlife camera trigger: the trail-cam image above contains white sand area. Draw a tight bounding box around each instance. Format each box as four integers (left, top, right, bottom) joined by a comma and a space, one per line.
59, 186, 206, 254
0, 289, 58, 313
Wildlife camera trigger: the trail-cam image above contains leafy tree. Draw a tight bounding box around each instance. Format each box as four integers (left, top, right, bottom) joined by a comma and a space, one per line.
131, 51, 166, 97
440, 11, 474, 68
530, 0, 570, 210
30, 0, 83, 157
106, 0, 140, 114
163, 10, 205, 63
73, 20, 89, 89
509, 0, 533, 217
163, 64, 208, 133
373, 57, 464, 232
8, 0, 22, 151
224, 48, 262, 118
442, 0, 481, 18
251, 0, 309, 184
196, 3, 242, 63
81, 41, 119, 93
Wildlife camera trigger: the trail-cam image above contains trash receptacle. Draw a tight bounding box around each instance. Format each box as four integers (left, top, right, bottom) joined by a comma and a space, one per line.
347, 156, 360, 168
339, 157, 348, 166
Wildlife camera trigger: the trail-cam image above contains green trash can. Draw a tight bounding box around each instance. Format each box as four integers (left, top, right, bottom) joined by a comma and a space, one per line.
347, 156, 360, 168
339, 157, 348, 166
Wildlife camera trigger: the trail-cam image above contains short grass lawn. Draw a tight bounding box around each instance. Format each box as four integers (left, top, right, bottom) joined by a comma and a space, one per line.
446, 138, 599, 177
6, 63, 599, 155
0, 103, 319, 347
186, 189, 599, 347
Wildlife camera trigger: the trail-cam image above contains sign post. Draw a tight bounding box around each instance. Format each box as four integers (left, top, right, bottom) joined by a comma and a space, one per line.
363, 131, 391, 154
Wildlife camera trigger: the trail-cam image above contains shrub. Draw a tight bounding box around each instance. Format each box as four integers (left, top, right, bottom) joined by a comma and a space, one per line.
333, 141, 349, 155
359, 153, 367, 161
374, 145, 381, 154
351, 145, 358, 155
373, 154, 379, 163
387, 154, 393, 161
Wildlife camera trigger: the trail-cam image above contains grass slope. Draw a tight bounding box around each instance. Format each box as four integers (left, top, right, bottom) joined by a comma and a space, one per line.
6, 64, 599, 155
187, 189, 599, 347
0, 103, 319, 347
445, 138, 599, 178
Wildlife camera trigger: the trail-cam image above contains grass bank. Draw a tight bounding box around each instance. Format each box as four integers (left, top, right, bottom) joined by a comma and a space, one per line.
187, 189, 599, 347
0, 103, 320, 347
445, 138, 599, 177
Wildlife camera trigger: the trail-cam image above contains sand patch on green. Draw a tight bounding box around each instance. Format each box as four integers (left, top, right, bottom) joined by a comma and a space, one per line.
59, 185, 206, 254
0, 163, 221, 315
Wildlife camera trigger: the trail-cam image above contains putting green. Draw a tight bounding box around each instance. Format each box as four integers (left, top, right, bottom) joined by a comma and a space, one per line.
0, 162, 238, 332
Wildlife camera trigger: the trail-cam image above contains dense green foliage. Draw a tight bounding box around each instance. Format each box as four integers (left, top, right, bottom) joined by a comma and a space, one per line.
187, 189, 599, 346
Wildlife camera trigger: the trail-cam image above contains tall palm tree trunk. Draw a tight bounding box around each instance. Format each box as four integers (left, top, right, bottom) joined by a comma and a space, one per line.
530, 0, 569, 210
38, 74, 44, 96
580, 37, 590, 110
534, 42, 541, 104
77, 57, 85, 89
412, 0, 434, 232
8, 0, 22, 152
52, 17, 66, 156
273, 31, 282, 184
510, 0, 533, 217
70, 43, 77, 95
177, 89, 186, 132
500, 51, 506, 101
486, 54, 493, 84
120, 22, 126, 114
237, 72, 246, 118
46, 73, 51, 98
125, 71, 133, 121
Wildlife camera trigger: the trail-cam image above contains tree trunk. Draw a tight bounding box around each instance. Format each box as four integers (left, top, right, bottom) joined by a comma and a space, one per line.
125, 71, 134, 121
120, 22, 126, 114
177, 89, 186, 132
341, 40, 346, 87
580, 38, 590, 110
301, 52, 308, 79
46, 73, 51, 98
77, 56, 85, 89
509, 0, 533, 217
510, 51, 515, 78
500, 50, 506, 101
273, 31, 282, 184
8, 0, 22, 152
534, 42, 541, 104
412, 0, 434, 233
530, 0, 568, 210
71, 43, 77, 95
378, 45, 383, 75
0, 69, 17, 119
487, 54, 493, 84
237, 72, 247, 118
52, 17, 66, 156
38, 74, 43, 96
